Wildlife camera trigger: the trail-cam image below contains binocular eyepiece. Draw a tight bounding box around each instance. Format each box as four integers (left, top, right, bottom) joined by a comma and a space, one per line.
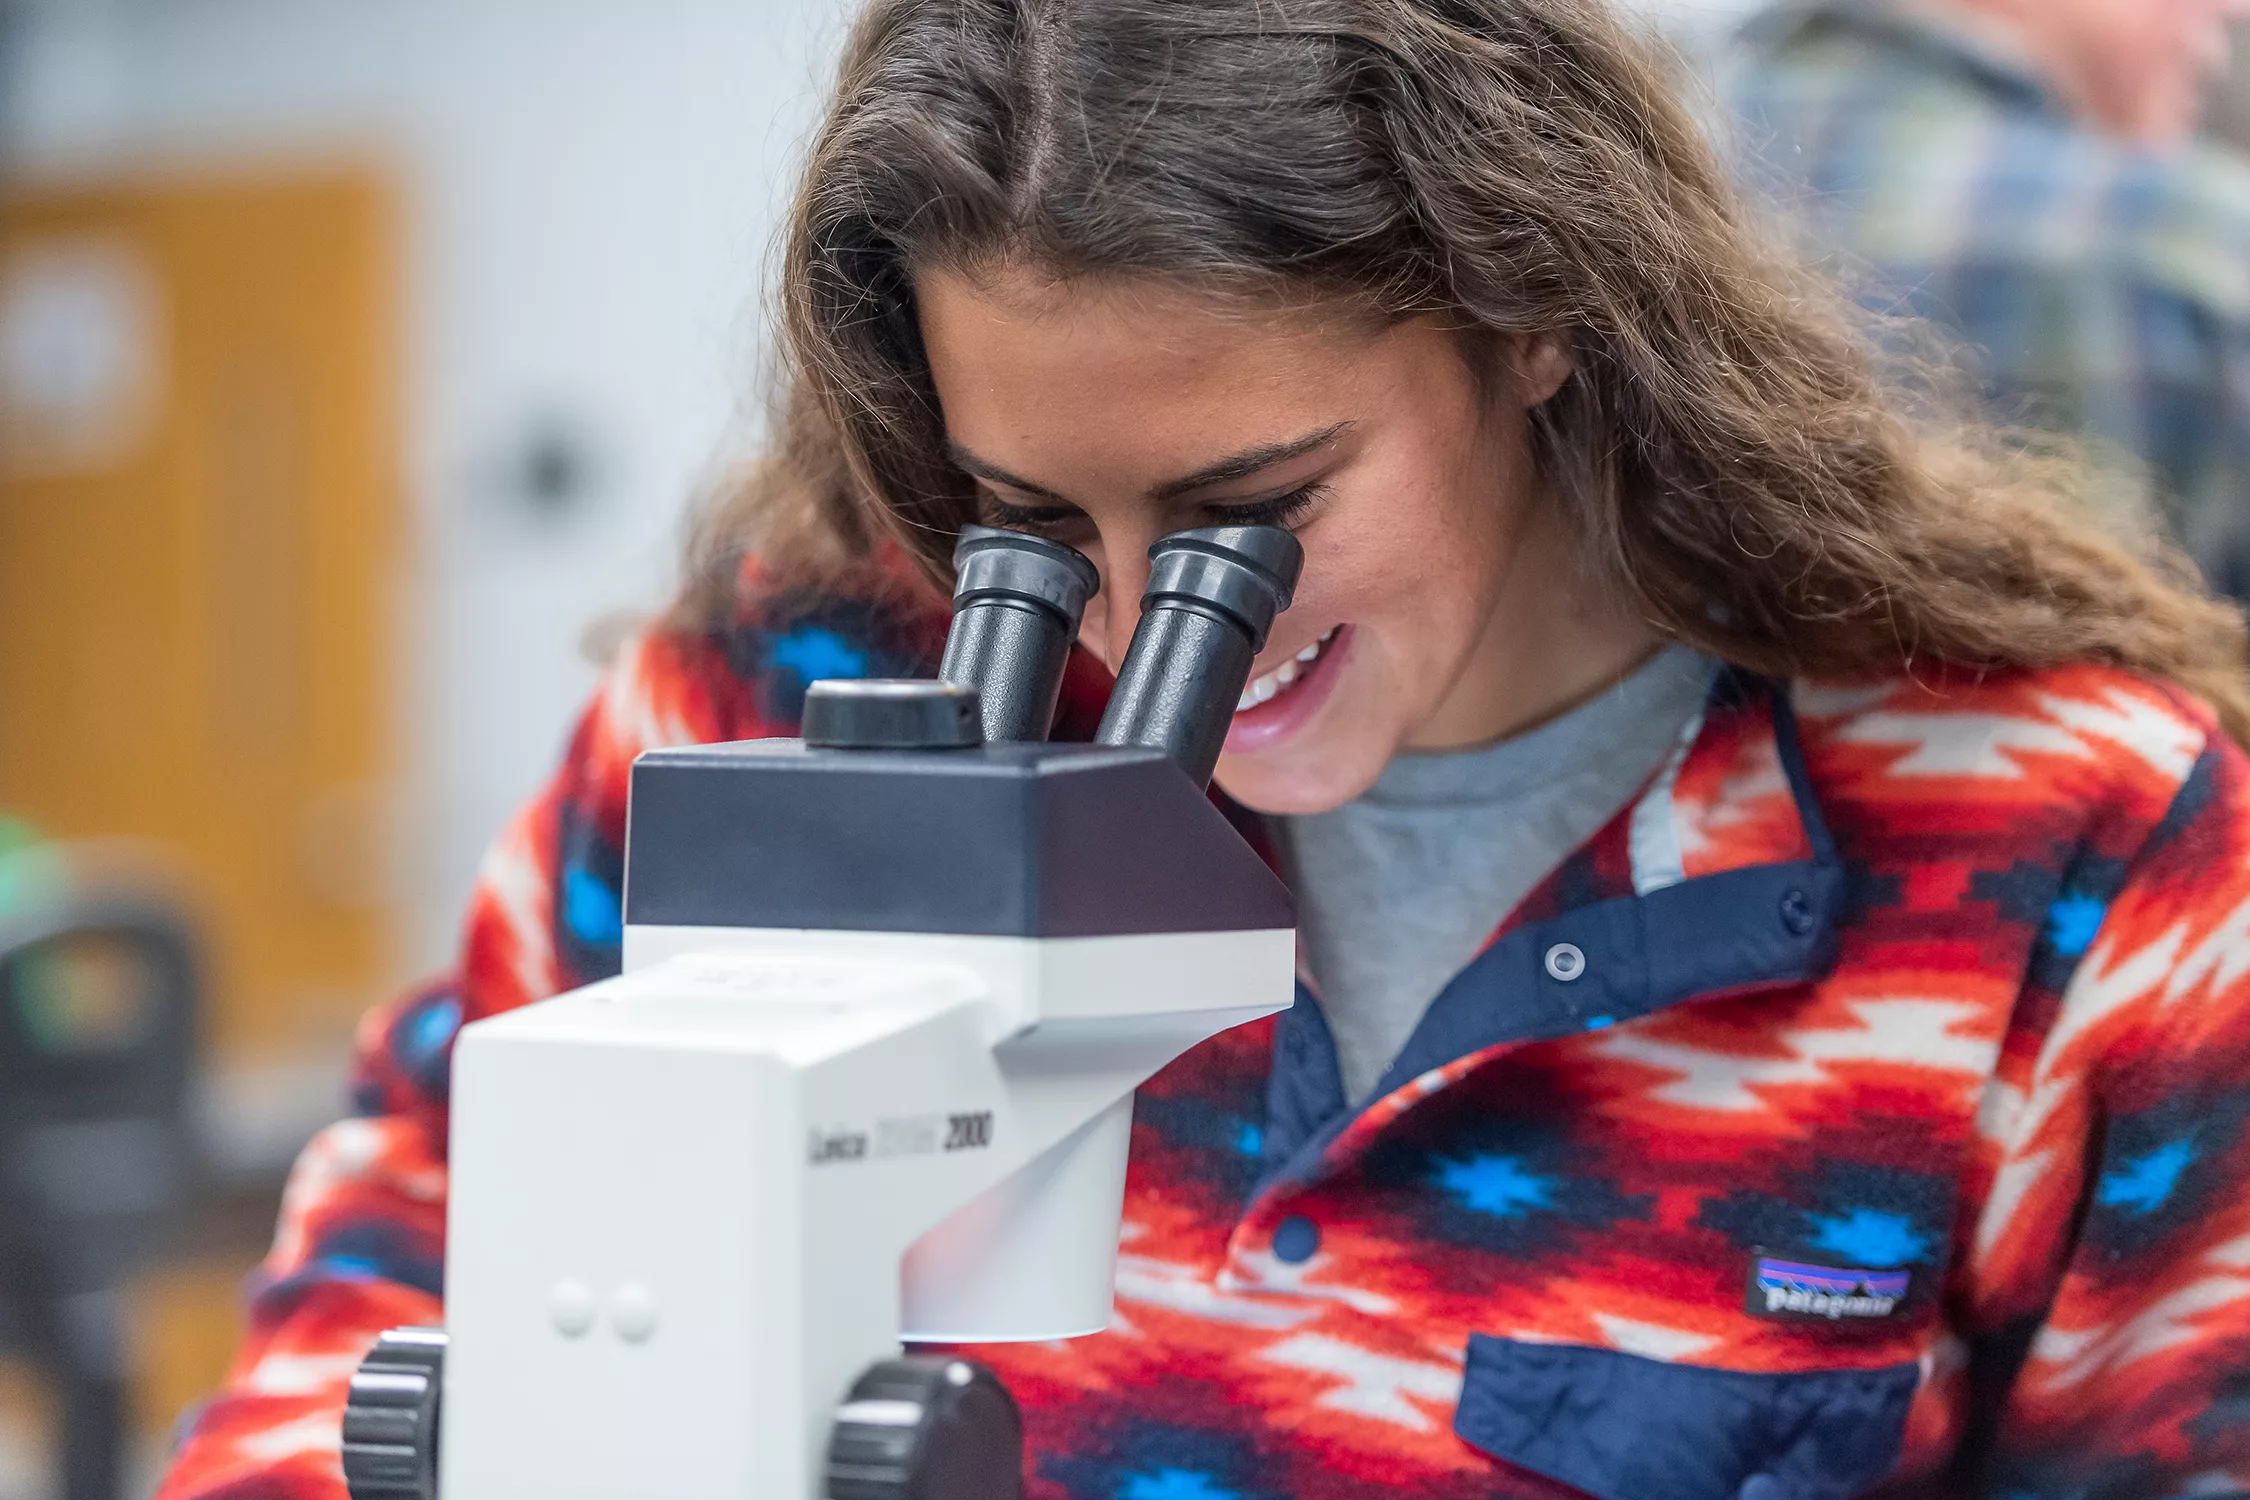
940, 526, 1102, 744
802, 522, 1303, 790
1090, 526, 1301, 788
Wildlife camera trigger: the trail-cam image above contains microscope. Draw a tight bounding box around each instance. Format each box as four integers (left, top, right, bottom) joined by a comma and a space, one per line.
341, 524, 1303, 1500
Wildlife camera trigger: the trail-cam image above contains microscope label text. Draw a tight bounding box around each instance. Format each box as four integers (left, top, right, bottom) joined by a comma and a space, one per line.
945, 1111, 995, 1151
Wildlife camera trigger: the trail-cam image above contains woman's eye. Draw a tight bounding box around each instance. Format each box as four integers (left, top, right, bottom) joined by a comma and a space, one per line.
1205, 484, 1327, 531
979, 496, 1083, 533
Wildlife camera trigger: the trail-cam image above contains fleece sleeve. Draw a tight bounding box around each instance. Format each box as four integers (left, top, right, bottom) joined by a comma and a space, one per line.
1968, 736, 2250, 1496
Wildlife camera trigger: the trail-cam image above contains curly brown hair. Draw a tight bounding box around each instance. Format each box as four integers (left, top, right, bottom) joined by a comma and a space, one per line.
679, 0, 2250, 745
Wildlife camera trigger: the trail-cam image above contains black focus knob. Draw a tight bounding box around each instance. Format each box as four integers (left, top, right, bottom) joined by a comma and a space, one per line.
802, 680, 984, 750
341, 1326, 447, 1500
825, 1356, 1024, 1500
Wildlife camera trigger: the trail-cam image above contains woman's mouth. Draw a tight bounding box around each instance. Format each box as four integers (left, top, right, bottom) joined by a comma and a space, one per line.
1225, 624, 1350, 755
1237, 625, 1340, 710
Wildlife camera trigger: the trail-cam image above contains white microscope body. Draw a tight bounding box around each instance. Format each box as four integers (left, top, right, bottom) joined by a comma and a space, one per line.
342, 524, 1304, 1500
443, 796, 1294, 1500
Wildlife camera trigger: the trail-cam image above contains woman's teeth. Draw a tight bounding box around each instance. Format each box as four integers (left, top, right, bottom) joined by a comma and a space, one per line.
1238, 626, 1339, 713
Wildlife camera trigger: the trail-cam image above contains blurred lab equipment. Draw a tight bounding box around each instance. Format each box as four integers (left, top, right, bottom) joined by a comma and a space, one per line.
0, 831, 203, 1500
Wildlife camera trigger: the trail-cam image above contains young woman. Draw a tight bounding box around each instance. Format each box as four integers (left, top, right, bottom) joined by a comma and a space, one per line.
159, 0, 2250, 1494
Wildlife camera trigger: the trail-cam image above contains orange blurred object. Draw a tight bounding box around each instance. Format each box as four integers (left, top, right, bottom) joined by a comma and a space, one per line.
0, 168, 404, 1071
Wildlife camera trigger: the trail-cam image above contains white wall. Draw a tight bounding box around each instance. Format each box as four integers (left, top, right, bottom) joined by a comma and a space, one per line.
2, 0, 846, 974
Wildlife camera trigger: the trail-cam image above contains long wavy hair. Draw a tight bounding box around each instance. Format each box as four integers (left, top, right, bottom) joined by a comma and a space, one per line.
680, 0, 2250, 744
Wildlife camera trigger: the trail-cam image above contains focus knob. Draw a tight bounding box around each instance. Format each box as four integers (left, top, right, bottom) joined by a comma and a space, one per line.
826, 1356, 1023, 1500
802, 680, 984, 750
341, 1326, 446, 1500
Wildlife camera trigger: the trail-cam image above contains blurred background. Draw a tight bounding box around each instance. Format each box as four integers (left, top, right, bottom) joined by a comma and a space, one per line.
0, 1, 2241, 1496
0, 3, 841, 1494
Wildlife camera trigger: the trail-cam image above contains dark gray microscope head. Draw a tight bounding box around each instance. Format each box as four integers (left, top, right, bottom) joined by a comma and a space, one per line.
622, 526, 1304, 942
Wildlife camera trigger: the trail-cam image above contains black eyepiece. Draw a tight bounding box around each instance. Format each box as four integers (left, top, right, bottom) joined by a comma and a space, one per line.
1095, 526, 1305, 789
1140, 525, 1299, 652
939, 526, 1101, 743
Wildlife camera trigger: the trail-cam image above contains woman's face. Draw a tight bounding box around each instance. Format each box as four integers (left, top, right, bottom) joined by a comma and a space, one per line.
915, 268, 1650, 815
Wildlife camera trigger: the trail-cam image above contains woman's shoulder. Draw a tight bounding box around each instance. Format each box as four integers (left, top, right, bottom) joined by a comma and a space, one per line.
600, 547, 956, 745
1789, 660, 2228, 836
604, 544, 1118, 750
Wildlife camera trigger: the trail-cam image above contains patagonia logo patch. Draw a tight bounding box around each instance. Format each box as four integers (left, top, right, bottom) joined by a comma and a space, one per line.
1746, 1253, 1912, 1322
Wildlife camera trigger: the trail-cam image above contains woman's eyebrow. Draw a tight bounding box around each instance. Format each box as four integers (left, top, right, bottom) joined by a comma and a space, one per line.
946, 421, 1353, 505
947, 443, 1071, 503
1150, 422, 1352, 500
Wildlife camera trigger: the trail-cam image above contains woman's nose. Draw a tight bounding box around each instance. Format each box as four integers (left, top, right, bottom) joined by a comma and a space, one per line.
1089, 529, 1158, 673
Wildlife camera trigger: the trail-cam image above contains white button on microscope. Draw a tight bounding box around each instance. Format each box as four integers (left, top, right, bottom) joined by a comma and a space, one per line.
549, 1279, 596, 1337
610, 1283, 659, 1343
1543, 942, 1587, 982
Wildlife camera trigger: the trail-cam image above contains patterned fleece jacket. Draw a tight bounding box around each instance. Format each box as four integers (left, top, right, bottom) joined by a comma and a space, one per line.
157, 570, 2250, 1500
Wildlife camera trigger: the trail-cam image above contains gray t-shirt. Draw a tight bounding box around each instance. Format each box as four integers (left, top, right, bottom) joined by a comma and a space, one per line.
1278, 646, 1715, 1102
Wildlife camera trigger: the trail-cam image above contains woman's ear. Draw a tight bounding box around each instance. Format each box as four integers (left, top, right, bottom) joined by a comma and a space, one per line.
1514, 332, 1575, 407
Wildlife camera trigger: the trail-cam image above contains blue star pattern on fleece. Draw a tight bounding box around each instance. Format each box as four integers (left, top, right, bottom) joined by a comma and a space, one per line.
257, 1220, 443, 1301
403, 995, 460, 1057
2045, 892, 2109, 958
1040, 1416, 1280, 1500
1121, 1471, 1238, 1500
1432, 1154, 1557, 1218
1807, 1208, 1930, 1268
2096, 1140, 2198, 1216
563, 864, 623, 947
768, 625, 870, 687
369, 989, 464, 1109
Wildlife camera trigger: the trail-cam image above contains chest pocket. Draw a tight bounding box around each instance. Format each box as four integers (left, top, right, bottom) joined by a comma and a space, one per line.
1454, 1336, 1916, 1500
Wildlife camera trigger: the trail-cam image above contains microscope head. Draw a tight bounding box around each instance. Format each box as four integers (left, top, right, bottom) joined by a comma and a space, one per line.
621, 523, 1304, 982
